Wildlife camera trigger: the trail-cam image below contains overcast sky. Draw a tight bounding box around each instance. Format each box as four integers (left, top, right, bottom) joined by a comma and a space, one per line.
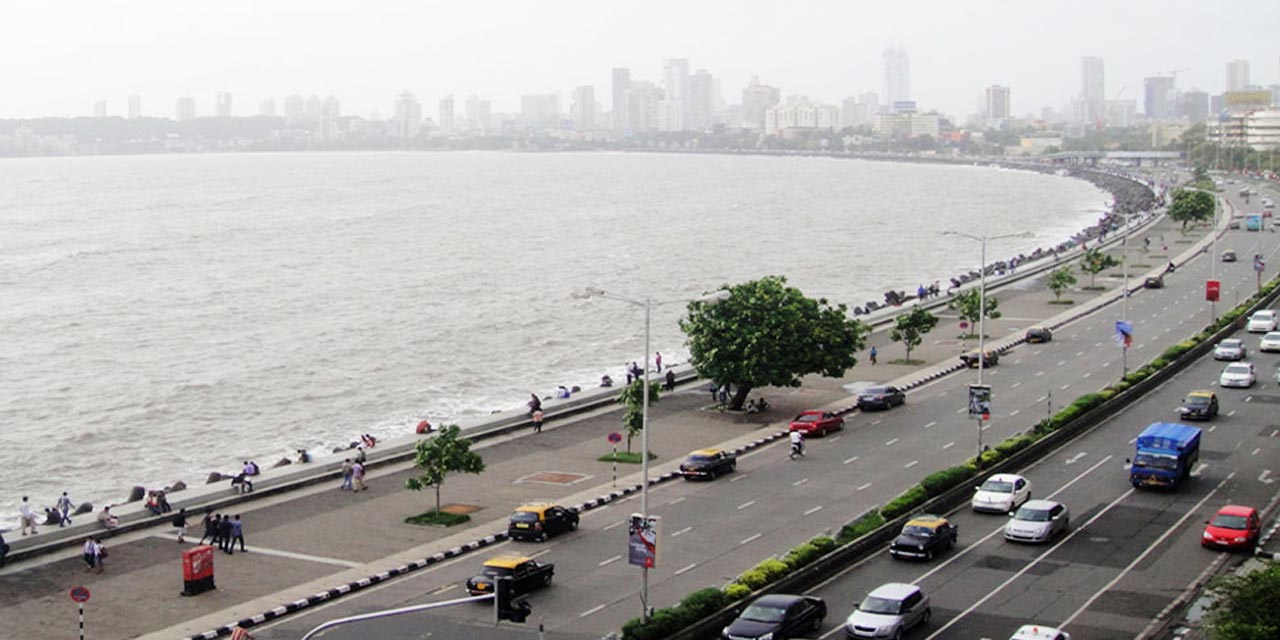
2, 1, 1276, 121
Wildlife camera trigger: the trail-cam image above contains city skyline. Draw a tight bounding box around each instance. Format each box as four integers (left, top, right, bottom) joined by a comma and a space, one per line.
1, 1, 1277, 122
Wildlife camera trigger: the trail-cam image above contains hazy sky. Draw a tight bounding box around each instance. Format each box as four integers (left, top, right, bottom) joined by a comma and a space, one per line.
3, 1, 1277, 121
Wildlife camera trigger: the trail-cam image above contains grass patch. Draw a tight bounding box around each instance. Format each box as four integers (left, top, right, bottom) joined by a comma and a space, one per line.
405, 510, 472, 527
1130, 263, 1152, 268
1082, 285, 1108, 291
1107, 272, 1125, 278
888, 358, 926, 365
1048, 299, 1076, 305
598, 451, 656, 464
1175, 239, 1195, 244
956, 333, 990, 340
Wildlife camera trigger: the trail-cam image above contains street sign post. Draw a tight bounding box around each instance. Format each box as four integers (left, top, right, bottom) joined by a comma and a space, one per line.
607, 433, 622, 487
69, 586, 90, 640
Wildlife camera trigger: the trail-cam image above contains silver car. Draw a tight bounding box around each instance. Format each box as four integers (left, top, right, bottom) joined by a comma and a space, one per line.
1004, 500, 1070, 543
845, 582, 931, 638
1212, 339, 1247, 361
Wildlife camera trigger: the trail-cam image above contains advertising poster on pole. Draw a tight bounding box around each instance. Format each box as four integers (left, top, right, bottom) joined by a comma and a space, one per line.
627, 513, 659, 568
968, 384, 991, 420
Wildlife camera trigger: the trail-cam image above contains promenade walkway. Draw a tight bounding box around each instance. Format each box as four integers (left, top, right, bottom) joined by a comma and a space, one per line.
0, 190, 1225, 640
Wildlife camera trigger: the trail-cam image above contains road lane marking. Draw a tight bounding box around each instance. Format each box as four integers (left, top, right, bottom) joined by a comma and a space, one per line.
871, 419, 883, 426
843, 455, 859, 465
430, 584, 456, 595
1057, 360, 1067, 366
1058, 474, 1235, 630
1010, 381, 1021, 389
737, 500, 756, 510
1076, 351, 1084, 357
885, 438, 899, 446
675, 563, 698, 575
1065, 452, 1087, 464
1009, 409, 1020, 417
905, 460, 919, 469
943, 441, 955, 449
214, 545, 362, 568
603, 520, 624, 531
857, 482, 872, 491
956, 407, 967, 414
804, 506, 824, 516
1272, 429, 1279, 438
580, 604, 607, 618
668, 497, 686, 506
740, 533, 762, 545
1193, 463, 1209, 477
529, 549, 551, 560
1253, 447, 1262, 456
671, 526, 692, 537
1036, 371, 1045, 377
793, 478, 810, 486
599, 555, 622, 566
730, 473, 748, 483
829, 435, 842, 442
1036, 396, 1046, 402
924, 421, 937, 429
1083, 372, 1091, 379
1227, 410, 1237, 417
1260, 470, 1275, 484
1061, 383, 1071, 390
1208, 425, 1217, 433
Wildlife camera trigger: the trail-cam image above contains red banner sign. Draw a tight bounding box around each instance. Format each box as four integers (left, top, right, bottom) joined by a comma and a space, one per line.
1206, 280, 1220, 302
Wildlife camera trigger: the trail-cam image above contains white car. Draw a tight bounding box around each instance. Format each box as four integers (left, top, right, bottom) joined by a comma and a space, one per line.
1260, 332, 1280, 353
844, 583, 931, 639
1010, 626, 1072, 640
1213, 339, 1248, 361
1220, 362, 1257, 388
1246, 310, 1278, 333
1004, 500, 1070, 543
972, 473, 1032, 513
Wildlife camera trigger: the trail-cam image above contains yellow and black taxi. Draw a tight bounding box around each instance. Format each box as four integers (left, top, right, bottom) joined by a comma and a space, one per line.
465, 554, 555, 597
680, 448, 737, 480
507, 502, 580, 542
889, 514, 958, 561
960, 349, 999, 368
1178, 390, 1219, 420
1024, 326, 1053, 343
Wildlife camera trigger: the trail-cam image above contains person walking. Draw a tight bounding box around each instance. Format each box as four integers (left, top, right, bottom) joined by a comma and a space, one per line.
218, 514, 234, 554
340, 458, 354, 491
352, 461, 367, 492
230, 515, 246, 553
532, 408, 544, 434
527, 393, 541, 416
198, 510, 216, 545
655, 352, 662, 371
869, 346, 878, 365
82, 537, 103, 574
664, 369, 676, 392
210, 514, 224, 550
354, 446, 366, 465
56, 491, 74, 527
172, 508, 188, 544
19, 496, 37, 536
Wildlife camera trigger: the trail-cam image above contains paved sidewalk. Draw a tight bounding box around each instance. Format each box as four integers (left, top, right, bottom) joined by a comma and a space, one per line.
0, 200, 1221, 640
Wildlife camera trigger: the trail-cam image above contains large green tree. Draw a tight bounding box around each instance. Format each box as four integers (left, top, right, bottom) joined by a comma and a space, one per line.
1168, 188, 1216, 231
1205, 561, 1280, 640
616, 379, 659, 453
889, 306, 938, 363
1079, 247, 1121, 288
948, 288, 1001, 332
680, 276, 866, 410
1047, 266, 1078, 302
405, 425, 485, 515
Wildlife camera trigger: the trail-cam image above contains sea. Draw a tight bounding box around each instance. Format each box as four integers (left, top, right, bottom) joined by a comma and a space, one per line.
0, 151, 1107, 525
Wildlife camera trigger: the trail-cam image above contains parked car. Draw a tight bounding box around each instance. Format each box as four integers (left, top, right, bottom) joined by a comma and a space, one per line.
465, 555, 554, 596
1144, 275, 1164, 289
1228, 219, 1241, 230
721, 594, 826, 640
1201, 505, 1261, 551
680, 448, 736, 480
1222, 250, 1238, 262
1024, 326, 1053, 343
1247, 310, 1279, 333
1010, 626, 1072, 640
889, 515, 958, 561
1219, 362, 1257, 388
1178, 390, 1219, 420
789, 410, 844, 437
507, 502, 579, 542
1259, 331, 1280, 353
972, 473, 1032, 513
844, 583, 931, 639
960, 350, 999, 368
857, 385, 906, 411
1212, 338, 1247, 361
1004, 500, 1070, 544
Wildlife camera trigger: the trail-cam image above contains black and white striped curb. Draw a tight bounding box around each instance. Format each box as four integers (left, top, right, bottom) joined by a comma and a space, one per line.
188, 431, 790, 638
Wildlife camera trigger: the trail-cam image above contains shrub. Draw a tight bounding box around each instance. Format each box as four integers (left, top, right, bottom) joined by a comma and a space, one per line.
623, 607, 686, 640
1099, 389, 1116, 401
681, 587, 728, 621
783, 543, 820, 571
995, 435, 1035, 457
881, 485, 928, 520
755, 558, 789, 583
1050, 404, 1082, 428
735, 568, 769, 590
1110, 380, 1131, 393
921, 465, 977, 497
838, 511, 886, 544
723, 582, 751, 601
808, 536, 836, 554
1150, 357, 1169, 369
1072, 393, 1104, 411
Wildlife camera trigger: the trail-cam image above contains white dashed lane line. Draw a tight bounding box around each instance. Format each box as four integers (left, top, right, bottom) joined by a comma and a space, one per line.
740, 533, 762, 545
843, 455, 859, 465
738, 500, 756, 510
599, 555, 622, 566
943, 442, 955, 449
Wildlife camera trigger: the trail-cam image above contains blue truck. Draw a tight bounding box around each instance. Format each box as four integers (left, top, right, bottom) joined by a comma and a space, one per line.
1129, 422, 1201, 489
1245, 213, 1263, 231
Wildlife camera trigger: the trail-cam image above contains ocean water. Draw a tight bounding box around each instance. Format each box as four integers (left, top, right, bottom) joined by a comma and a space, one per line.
0, 151, 1105, 522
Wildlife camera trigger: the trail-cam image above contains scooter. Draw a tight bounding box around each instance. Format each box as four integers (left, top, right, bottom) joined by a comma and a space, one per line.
789, 439, 805, 459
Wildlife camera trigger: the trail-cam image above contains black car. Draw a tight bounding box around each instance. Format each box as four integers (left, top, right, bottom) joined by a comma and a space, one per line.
680, 448, 737, 480
1178, 390, 1219, 421
857, 385, 905, 411
1025, 326, 1053, 343
465, 555, 555, 597
889, 515, 958, 561
1223, 250, 1238, 263
721, 594, 826, 640
507, 503, 580, 542
1144, 275, 1164, 289
960, 350, 999, 368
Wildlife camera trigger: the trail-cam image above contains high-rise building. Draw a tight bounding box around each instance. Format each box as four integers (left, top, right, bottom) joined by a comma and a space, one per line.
1226, 59, 1250, 92
93, 100, 107, 118
318, 96, 340, 140
883, 46, 910, 106
176, 97, 196, 121
742, 76, 781, 130
984, 85, 1011, 125
687, 69, 715, 131
1143, 76, 1175, 120
627, 81, 663, 133
305, 95, 322, 122
571, 86, 595, 131
283, 95, 305, 124
663, 58, 690, 129
521, 94, 560, 130
438, 95, 454, 133
1181, 90, 1210, 123
611, 68, 631, 133
395, 91, 422, 138
127, 94, 141, 119
466, 95, 492, 133
215, 91, 232, 117
1080, 56, 1106, 125
259, 99, 277, 117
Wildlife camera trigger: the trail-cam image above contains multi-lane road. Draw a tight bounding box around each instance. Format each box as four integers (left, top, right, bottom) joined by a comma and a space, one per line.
253, 182, 1280, 640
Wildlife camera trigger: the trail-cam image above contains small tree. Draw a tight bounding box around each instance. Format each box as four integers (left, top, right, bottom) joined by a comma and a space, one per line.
1167, 188, 1216, 231
948, 288, 1000, 335
1079, 247, 1121, 288
405, 425, 485, 515
617, 379, 659, 454
889, 306, 938, 363
1205, 561, 1280, 639
1047, 266, 1078, 302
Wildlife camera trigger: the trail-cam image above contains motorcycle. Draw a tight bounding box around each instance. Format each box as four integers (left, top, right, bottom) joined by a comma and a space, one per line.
1165, 262, 1177, 274
789, 438, 805, 459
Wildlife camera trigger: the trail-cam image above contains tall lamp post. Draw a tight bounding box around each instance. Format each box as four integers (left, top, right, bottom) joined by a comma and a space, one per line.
572, 286, 729, 622
942, 230, 1033, 468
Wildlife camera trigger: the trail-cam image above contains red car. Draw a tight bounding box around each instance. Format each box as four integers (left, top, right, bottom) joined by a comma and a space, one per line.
789, 410, 844, 437
1202, 505, 1261, 551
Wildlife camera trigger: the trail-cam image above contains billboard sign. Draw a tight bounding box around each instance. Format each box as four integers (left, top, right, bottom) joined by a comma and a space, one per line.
968, 384, 991, 420
627, 513, 659, 568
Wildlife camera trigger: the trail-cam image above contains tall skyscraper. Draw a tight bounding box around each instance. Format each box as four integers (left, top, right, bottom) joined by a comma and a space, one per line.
92, 100, 107, 118
663, 58, 690, 129
1080, 56, 1106, 125
395, 91, 422, 138
318, 96, 340, 140
687, 69, 715, 131
465, 95, 492, 133
283, 94, 305, 124
176, 97, 196, 121
611, 67, 631, 133
438, 95, 454, 133
572, 86, 595, 131
627, 81, 663, 133
127, 94, 141, 119
742, 76, 781, 130
1226, 59, 1250, 92
305, 95, 322, 122
984, 85, 1011, 125
1181, 90, 1209, 123
1143, 76, 1175, 119
882, 47, 910, 106
215, 91, 232, 117
259, 99, 277, 117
